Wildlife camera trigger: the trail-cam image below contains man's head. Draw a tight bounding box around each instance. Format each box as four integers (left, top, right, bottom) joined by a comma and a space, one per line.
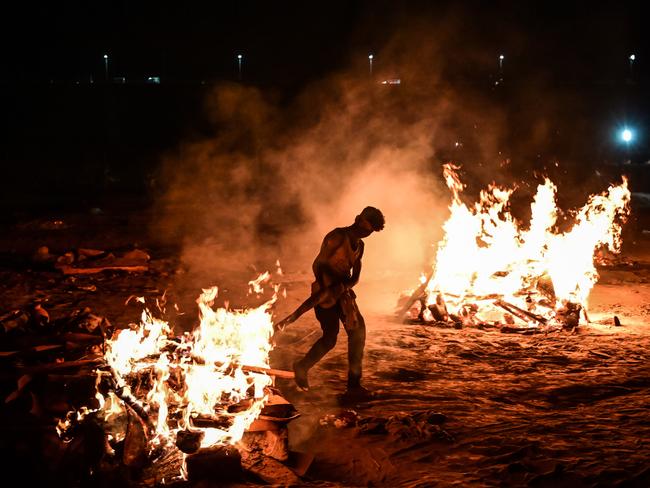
354, 206, 385, 237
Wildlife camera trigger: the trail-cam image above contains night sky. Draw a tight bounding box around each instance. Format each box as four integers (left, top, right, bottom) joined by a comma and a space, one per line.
0, 1, 648, 210
0, 1, 647, 86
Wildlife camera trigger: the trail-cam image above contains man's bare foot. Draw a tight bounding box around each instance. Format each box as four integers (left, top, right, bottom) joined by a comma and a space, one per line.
293, 360, 310, 391
340, 385, 375, 403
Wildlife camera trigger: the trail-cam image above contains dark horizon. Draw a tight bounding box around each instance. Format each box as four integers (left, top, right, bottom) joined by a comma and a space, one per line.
1, 1, 648, 87
1, 1, 649, 218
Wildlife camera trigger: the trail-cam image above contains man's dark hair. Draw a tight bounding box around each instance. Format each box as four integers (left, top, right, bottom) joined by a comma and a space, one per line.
357, 206, 385, 231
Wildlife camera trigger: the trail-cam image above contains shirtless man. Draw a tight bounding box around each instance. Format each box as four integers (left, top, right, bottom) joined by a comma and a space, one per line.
292, 206, 385, 398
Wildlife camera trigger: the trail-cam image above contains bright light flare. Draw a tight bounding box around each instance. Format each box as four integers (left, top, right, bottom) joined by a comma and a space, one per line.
621, 128, 633, 143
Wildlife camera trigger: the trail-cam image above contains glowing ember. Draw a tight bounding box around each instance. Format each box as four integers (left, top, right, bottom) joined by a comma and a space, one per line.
58, 275, 277, 478
417, 164, 630, 327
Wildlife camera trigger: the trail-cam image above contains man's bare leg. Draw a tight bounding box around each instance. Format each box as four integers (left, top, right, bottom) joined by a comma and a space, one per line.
293, 304, 341, 390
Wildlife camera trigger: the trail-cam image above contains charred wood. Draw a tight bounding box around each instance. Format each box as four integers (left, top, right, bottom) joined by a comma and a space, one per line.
397, 271, 433, 319
189, 413, 234, 430
185, 445, 242, 482
139, 448, 184, 486
190, 355, 295, 379
175, 429, 204, 454
494, 299, 547, 325
429, 293, 449, 321
123, 404, 150, 468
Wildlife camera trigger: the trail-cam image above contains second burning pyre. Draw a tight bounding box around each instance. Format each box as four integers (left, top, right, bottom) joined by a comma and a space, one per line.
400, 164, 631, 330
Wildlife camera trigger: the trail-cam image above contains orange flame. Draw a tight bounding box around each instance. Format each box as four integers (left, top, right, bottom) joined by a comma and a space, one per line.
424, 165, 630, 325
58, 274, 277, 479
106, 283, 276, 449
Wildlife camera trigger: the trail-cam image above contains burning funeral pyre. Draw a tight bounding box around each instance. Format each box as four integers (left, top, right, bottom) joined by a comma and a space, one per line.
56, 279, 302, 484
399, 164, 631, 332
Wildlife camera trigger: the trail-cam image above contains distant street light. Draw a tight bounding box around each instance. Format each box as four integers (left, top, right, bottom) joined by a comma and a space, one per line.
629, 53, 636, 79
368, 54, 374, 76
237, 54, 243, 80
499, 54, 504, 71
621, 128, 633, 143
103, 54, 109, 82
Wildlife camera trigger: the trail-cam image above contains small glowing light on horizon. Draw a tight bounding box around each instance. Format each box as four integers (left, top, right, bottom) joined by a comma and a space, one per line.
629, 54, 636, 61
237, 54, 243, 59
103, 54, 108, 59
368, 54, 374, 60
621, 128, 633, 142
499, 54, 505, 60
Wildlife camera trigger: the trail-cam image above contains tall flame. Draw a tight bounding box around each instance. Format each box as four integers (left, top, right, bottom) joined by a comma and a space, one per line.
424, 164, 630, 324
58, 276, 278, 481
105, 284, 276, 449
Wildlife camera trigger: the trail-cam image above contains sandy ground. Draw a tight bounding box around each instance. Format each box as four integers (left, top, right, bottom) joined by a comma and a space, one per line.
1, 208, 649, 487
271, 264, 650, 487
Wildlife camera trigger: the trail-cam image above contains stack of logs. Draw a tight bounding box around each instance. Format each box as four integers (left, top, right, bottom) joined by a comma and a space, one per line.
396, 274, 583, 333
1, 303, 309, 486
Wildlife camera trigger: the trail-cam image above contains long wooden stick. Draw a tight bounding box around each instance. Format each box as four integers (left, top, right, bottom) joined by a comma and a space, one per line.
191, 355, 295, 379
241, 364, 294, 379
274, 284, 338, 331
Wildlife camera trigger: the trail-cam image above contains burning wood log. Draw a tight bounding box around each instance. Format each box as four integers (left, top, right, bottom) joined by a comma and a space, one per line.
397, 271, 433, 320
429, 293, 449, 322
175, 429, 204, 454
123, 403, 149, 468
493, 299, 547, 326
189, 413, 235, 430
106, 367, 156, 435
189, 354, 295, 379
240, 364, 295, 379
20, 355, 294, 381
